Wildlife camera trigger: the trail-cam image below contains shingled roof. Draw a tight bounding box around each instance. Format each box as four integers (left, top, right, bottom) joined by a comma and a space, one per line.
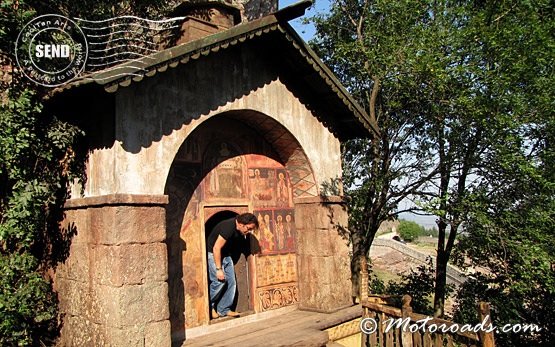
50, 0, 379, 139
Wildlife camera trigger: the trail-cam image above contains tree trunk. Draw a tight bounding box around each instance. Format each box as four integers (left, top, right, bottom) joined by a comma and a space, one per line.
350, 232, 365, 302
433, 247, 448, 318
434, 219, 449, 318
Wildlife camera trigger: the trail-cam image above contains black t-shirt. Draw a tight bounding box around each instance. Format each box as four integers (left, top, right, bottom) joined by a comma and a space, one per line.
206, 217, 247, 257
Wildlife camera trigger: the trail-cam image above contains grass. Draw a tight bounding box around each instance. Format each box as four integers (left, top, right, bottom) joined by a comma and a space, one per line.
371, 267, 402, 285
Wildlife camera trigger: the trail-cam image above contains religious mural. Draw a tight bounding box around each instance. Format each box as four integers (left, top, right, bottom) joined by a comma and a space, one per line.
203, 142, 246, 199
255, 253, 297, 287
166, 120, 308, 329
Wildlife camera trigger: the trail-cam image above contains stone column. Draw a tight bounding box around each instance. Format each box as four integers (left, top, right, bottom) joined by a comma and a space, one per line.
55, 194, 170, 347
294, 196, 352, 312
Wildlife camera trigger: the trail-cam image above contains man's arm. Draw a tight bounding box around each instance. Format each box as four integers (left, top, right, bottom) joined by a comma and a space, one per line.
213, 235, 227, 281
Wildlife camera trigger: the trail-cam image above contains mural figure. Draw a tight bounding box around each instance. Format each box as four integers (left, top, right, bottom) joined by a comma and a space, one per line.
275, 214, 285, 250
217, 157, 243, 198
250, 168, 273, 205
276, 172, 289, 206
205, 142, 245, 198
285, 213, 295, 250
260, 213, 275, 252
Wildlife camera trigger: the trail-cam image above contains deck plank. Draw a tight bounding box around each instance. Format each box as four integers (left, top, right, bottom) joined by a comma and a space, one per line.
182, 306, 361, 347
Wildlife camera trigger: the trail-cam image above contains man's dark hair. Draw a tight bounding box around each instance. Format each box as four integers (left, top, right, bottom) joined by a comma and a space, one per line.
236, 213, 259, 228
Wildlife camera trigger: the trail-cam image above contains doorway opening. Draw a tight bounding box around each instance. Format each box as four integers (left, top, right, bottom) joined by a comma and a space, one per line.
204, 210, 253, 320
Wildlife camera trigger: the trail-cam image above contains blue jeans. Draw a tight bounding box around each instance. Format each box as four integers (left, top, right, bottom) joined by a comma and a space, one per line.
207, 252, 236, 316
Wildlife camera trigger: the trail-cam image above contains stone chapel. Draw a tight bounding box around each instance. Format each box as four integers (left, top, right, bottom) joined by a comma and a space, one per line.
46, 0, 378, 345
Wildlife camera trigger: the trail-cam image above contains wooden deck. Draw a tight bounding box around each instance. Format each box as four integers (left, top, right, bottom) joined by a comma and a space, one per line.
181, 305, 361, 347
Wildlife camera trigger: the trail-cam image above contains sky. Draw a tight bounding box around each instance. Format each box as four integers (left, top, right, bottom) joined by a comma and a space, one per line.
278, 0, 331, 41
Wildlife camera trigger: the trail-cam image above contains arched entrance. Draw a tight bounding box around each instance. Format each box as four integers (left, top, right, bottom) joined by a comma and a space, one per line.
164, 111, 317, 339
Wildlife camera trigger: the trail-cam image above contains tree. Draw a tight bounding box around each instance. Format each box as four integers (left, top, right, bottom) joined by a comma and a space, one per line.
397, 220, 422, 243
452, 89, 555, 345
312, 0, 554, 319
312, 0, 443, 302
419, 0, 555, 319
0, 0, 175, 344
453, 149, 555, 346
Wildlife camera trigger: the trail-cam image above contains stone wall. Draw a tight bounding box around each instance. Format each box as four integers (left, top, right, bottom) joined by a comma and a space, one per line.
370, 238, 466, 285
78, 45, 341, 199
55, 195, 170, 347
294, 196, 352, 312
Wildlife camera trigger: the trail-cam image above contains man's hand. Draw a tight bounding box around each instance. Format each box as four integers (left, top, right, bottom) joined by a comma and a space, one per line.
216, 268, 225, 281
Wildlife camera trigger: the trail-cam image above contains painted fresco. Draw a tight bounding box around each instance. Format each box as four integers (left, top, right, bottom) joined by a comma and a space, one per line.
203, 142, 246, 199
254, 209, 296, 254
166, 119, 311, 329
256, 253, 297, 287
257, 284, 299, 312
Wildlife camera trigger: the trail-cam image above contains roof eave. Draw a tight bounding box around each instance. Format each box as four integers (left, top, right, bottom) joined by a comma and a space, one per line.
48, 0, 379, 139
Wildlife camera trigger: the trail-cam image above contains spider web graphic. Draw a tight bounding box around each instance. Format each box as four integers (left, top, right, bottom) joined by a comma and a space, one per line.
74, 16, 187, 82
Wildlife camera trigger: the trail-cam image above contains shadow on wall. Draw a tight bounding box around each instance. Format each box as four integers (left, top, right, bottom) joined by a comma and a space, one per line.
46, 42, 282, 155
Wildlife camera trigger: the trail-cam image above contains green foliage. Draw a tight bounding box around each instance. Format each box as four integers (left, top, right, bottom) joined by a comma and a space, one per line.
397, 220, 423, 242
312, 0, 554, 318
422, 226, 438, 238
1, 1, 177, 344
0, 253, 58, 346
452, 137, 555, 346
0, 87, 84, 345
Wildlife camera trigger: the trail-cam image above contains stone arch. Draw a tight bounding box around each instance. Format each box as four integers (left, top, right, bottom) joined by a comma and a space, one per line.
164, 110, 316, 339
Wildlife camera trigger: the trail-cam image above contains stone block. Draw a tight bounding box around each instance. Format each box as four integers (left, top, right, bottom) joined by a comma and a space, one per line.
60, 315, 100, 347
63, 208, 91, 245
55, 278, 91, 317
296, 253, 352, 312
145, 320, 171, 347
301, 229, 336, 257
91, 206, 166, 245
90, 284, 118, 326
63, 242, 90, 282
93, 243, 168, 286
118, 282, 170, 326
294, 199, 348, 231
93, 282, 169, 328
90, 206, 115, 244
292, 204, 316, 229
106, 325, 145, 347
54, 259, 69, 280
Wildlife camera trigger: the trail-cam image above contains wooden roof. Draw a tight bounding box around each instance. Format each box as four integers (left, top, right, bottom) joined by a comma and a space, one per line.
50, 1, 379, 140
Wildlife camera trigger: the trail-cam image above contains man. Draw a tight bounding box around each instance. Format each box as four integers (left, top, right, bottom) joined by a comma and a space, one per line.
206, 212, 258, 319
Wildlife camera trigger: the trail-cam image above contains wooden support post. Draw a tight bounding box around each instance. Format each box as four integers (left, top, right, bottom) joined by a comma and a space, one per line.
361, 256, 369, 347
361, 255, 369, 303
478, 302, 495, 347
401, 295, 413, 347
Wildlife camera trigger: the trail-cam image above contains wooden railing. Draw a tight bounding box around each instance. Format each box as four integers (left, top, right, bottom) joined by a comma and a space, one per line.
361, 295, 495, 347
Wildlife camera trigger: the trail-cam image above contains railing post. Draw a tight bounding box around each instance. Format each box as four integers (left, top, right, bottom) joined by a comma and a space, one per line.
478, 302, 495, 347
361, 255, 368, 303
360, 256, 369, 347
401, 295, 413, 347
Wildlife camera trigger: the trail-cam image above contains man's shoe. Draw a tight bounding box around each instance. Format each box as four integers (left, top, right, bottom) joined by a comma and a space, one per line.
226, 311, 240, 318
211, 308, 219, 319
